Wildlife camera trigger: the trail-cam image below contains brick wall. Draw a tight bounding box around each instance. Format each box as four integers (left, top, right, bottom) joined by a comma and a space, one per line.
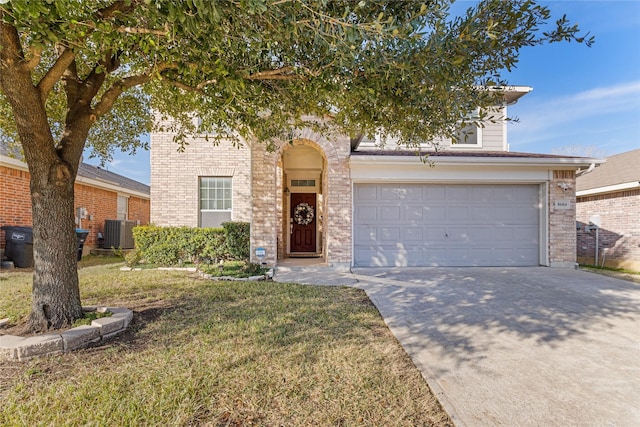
548, 170, 577, 267
1, 164, 150, 251
249, 128, 352, 268
576, 189, 640, 270
0, 165, 32, 226
150, 131, 251, 227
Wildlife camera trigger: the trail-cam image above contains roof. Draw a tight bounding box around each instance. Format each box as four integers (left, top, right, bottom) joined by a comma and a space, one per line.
1, 144, 149, 196
576, 148, 640, 192
350, 149, 603, 169
77, 162, 150, 195
352, 150, 576, 159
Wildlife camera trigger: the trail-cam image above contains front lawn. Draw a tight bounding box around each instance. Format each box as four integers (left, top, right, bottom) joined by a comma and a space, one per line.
0, 265, 451, 426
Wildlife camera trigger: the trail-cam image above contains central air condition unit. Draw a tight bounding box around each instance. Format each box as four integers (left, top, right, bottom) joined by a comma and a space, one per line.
103, 219, 137, 249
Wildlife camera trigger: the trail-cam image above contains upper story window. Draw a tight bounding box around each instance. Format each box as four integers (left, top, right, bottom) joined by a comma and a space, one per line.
452, 124, 482, 147
199, 176, 232, 227
451, 108, 482, 148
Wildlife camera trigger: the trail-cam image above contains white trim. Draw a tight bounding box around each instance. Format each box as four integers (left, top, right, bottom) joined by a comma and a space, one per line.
576, 181, 640, 197
540, 182, 550, 266
350, 154, 602, 168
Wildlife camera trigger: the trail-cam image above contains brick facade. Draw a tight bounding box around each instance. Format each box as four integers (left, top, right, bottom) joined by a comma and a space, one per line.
151, 127, 588, 269
548, 170, 577, 267
1, 163, 150, 253
150, 131, 251, 227
249, 130, 353, 268
576, 189, 640, 270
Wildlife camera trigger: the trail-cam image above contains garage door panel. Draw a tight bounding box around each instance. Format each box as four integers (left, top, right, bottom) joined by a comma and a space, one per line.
403, 228, 424, 241
404, 205, 424, 222
381, 206, 400, 221
354, 226, 377, 244
354, 183, 540, 267
356, 205, 378, 221
356, 185, 378, 200
424, 206, 447, 221
424, 186, 446, 200
446, 186, 469, 203
380, 227, 400, 242
447, 206, 470, 221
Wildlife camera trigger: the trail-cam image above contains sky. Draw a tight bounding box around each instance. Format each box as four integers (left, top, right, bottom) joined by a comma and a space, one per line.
84, 0, 640, 185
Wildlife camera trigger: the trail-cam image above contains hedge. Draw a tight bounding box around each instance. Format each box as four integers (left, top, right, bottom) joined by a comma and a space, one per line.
131, 222, 250, 266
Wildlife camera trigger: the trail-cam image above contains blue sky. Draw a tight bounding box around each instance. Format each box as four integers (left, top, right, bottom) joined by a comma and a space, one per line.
85, 0, 640, 185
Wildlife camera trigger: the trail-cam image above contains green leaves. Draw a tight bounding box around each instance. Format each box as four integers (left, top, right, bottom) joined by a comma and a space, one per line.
0, 0, 593, 158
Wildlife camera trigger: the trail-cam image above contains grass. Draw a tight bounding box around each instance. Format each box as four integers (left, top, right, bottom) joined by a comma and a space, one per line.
0, 265, 451, 426
579, 265, 640, 284
201, 260, 269, 277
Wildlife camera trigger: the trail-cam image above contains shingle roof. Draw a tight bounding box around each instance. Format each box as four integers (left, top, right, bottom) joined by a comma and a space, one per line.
77, 162, 150, 195
576, 149, 640, 191
1, 145, 149, 196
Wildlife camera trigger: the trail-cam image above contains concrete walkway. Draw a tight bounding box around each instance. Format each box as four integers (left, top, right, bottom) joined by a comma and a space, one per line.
274, 265, 640, 427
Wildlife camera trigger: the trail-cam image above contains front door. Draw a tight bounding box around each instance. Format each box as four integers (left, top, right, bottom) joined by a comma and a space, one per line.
290, 193, 316, 253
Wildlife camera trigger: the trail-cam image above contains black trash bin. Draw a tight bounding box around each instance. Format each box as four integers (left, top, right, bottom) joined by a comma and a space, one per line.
1, 226, 34, 268
76, 229, 89, 261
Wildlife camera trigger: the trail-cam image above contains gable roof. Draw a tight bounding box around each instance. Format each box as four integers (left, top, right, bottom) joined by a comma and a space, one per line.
1, 145, 149, 196
577, 149, 640, 192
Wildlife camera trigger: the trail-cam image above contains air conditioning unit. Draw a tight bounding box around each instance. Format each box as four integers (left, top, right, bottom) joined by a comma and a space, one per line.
103, 220, 136, 249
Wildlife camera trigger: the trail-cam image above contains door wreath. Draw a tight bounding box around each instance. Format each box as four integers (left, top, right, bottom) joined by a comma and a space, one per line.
294, 202, 315, 226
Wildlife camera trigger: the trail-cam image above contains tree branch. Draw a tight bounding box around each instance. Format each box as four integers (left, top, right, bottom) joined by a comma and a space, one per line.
36, 47, 77, 101
24, 46, 43, 70
0, 18, 25, 67
117, 23, 169, 36
97, 0, 137, 19
245, 66, 300, 81
161, 76, 202, 93
92, 73, 151, 119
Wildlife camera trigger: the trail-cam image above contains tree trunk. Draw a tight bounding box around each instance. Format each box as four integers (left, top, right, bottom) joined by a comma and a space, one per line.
1, 19, 86, 332
28, 159, 84, 331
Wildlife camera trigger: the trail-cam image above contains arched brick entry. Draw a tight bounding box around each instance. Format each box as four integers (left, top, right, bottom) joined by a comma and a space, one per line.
249, 129, 352, 269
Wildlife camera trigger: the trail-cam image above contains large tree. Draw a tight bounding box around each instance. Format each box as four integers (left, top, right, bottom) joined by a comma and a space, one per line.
0, 0, 591, 331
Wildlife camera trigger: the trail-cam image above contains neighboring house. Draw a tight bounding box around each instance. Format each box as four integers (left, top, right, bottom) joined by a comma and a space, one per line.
151, 86, 602, 268
576, 149, 640, 270
1, 145, 150, 255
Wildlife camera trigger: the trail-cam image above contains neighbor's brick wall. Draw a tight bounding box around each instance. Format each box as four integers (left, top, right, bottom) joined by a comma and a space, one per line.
0, 164, 32, 227
576, 189, 640, 270
128, 197, 151, 225
1, 164, 150, 250
74, 188, 150, 248
548, 170, 577, 267
150, 130, 251, 227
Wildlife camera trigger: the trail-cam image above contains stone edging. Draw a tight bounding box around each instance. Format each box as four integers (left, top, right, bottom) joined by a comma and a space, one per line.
0, 306, 132, 362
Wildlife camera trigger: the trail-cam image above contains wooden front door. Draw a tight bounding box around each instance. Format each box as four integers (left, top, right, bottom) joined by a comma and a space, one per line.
290, 193, 316, 253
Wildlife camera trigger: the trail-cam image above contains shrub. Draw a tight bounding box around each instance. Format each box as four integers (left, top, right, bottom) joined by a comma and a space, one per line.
132, 223, 250, 266
223, 221, 250, 260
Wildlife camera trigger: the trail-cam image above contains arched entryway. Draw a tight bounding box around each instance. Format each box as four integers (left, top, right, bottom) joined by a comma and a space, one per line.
278, 141, 327, 261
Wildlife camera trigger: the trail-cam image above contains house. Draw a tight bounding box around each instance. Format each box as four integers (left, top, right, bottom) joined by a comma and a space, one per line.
151, 86, 602, 269
576, 149, 640, 270
1, 145, 150, 256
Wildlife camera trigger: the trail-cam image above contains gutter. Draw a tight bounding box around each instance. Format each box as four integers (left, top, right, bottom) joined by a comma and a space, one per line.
577, 181, 640, 197
350, 154, 604, 169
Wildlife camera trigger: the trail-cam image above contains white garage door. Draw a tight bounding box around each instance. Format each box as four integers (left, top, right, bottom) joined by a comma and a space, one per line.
353, 184, 540, 267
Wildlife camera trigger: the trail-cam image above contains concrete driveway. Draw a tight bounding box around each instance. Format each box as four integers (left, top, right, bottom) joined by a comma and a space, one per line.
348, 267, 640, 427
